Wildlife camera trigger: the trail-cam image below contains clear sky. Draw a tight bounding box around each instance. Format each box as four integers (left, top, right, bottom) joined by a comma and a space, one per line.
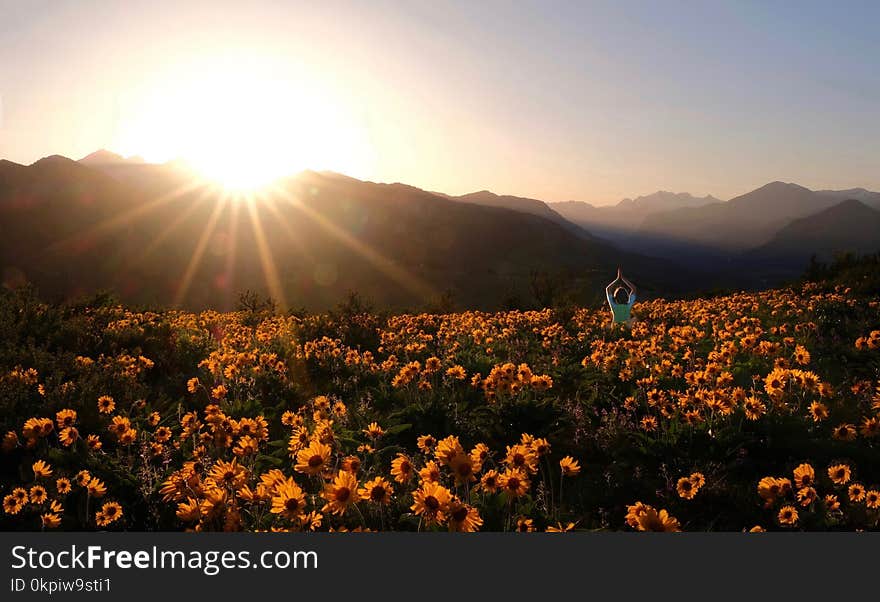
1, 0, 878, 204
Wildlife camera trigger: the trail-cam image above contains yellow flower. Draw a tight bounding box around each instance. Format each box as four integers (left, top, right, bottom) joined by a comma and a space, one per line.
792, 463, 815, 489
96, 502, 123, 527
515, 517, 535, 532
449, 452, 478, 484
410, 482, 452, 526
86, 477, 107, 498
32, 460, 53, 479
498, 469, 530, 498
321, 470, 360, 516
866, 490, 880, 509
748, 525, 765, 533
416, 434, 437, 454
808, 401, 828, 422
504, 444, 538, 474
777, 505, 798, 527
55, 408, 77, 429
677, 477, 698, 500
445, 500, 482, 532
3, 495, 23, 515
41, 513, 62, 529
363, 422, 385, 438
796, 486, 817, 507
848, 483, 866, 502
626, 502, 681, 532
560, 456, 581, 477
479, 469, 500, 494
546, 522, 576, 532
294, 440, 331, 476
391, 454, 414, 484
186, 377, 200, 393
59, 427, 79, 447
270, 478, 307, 521
30, 485, 48, 504
827, 464, 851, 485
97, 395, 115, 414
209, 459, 247, 489
359, 477, 393, 505
56, 478, 71, 495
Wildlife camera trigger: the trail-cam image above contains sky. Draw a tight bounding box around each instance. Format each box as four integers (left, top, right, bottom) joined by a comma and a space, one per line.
1, 0, 878, 204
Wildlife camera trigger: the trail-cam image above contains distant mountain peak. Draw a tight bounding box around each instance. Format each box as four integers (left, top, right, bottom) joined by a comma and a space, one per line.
79, 149, 144, 166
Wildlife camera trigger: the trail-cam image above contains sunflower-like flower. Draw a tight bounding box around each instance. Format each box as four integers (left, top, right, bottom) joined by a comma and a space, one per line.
447, 500, 483, 532
270, 478, 307, 521
32, 460, 53, 479
321, 470, 360, 516
390, 454, 414, 484
498, 468, 530, 498
410, 481, 452, 526
827, 464, 851, 485
559, 456, 581, 477
96, 502, 123, 527
97, 396, 115, 414
793, 463, 815, 489
359, 477, 393, 506
294, 440, 332, 476
504, 444, 538, 474
848, 483, 866, 502
777, 505, 798, 527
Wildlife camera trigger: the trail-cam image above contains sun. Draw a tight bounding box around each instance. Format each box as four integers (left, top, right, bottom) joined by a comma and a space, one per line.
113, 52, 375, 190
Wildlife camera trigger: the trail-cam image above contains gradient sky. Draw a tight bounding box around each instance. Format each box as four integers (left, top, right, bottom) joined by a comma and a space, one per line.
1, 0, 878, 204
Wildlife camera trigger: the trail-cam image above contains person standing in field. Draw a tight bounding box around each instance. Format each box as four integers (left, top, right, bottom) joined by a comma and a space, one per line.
606, 268, 637, 325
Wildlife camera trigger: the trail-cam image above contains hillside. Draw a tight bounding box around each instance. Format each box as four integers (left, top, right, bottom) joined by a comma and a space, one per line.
553, 191, 721, 244
749, 199, 880, 265
0, 156, 682, 310
637, 182, 844, 252
449, 190, 591, 239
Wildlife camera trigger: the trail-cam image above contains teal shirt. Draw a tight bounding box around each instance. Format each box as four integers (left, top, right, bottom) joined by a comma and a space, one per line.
607, 291, 636, 323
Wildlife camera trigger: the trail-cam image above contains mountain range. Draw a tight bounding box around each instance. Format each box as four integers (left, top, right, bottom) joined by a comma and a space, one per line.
1, 150, 878, 310
0, 153, 685, 310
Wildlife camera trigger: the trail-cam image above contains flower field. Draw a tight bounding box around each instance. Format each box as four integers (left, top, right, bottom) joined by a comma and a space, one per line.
1, 282, 879, 532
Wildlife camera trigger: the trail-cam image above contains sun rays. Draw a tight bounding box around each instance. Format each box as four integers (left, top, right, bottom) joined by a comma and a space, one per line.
45, 169, 438, 311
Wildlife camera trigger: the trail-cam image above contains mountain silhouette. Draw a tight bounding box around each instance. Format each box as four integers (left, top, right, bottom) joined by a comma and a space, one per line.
637, 181, 843, 251
0, 155, 685, 310
552, 191, 721, 243
450, 190, 592, 239
749, 199, 880, 266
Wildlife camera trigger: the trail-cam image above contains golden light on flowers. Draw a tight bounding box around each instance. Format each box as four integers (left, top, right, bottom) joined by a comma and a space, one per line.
86, 477, 107, 499
792, 463, 815, 489
270, 478, 307, 521
294, 440, 331, 476
390, 454, 414, 484
410, 481, 452, 526
359, 477, 393, 505
827, 464, 851, 485
96, 502, 123, 527
32, 460, 53, 479
559, 456, 581, 477
848, 483, 866, 502
96, 395, 115, 414
363, 422, 385, 439
29, 485, 48, 504
625, 502, 681, 532
321, 470, 360, 516
1, 281, 879, 533
777, 505, 798, 527
498, 468, 530, 498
